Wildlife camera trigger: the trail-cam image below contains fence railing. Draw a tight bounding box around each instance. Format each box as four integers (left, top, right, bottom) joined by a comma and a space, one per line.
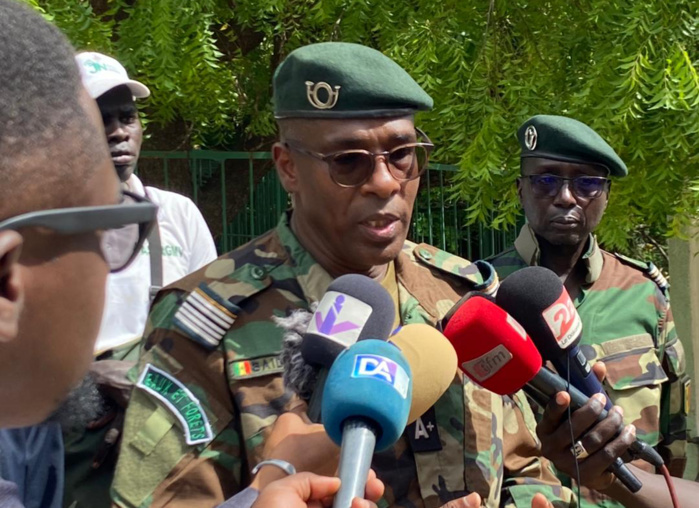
137, 150, 520, 260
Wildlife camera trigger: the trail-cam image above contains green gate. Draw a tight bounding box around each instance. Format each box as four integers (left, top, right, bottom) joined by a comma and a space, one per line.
137, 150, 520, 260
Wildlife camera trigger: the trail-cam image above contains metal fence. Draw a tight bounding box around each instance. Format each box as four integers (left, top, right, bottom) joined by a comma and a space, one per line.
137, 150, 520, 260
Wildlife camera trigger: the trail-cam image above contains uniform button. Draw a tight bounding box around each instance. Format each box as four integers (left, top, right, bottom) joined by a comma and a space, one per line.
419, 249, 432, 260
251, 267, 266, 280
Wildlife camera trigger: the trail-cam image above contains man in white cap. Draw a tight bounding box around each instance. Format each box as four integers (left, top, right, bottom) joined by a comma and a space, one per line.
60, 53, 217, 508
75, 52, 218, 355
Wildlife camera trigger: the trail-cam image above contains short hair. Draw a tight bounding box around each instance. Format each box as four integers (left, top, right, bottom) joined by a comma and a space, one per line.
0, 0, 103, 217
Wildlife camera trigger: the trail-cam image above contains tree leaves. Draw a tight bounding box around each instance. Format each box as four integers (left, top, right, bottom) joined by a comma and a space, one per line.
27, 0, 699, 256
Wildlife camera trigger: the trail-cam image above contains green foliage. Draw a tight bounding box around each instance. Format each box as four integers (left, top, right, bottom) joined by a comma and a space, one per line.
26, 0, 699, 255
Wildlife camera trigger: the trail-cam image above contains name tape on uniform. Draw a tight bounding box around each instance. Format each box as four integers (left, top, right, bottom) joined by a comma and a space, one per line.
136, 364, 213, 446
230, 355, 283, 380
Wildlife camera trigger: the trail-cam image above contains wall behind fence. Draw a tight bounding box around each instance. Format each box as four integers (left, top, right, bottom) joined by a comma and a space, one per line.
137, 150, 521, 260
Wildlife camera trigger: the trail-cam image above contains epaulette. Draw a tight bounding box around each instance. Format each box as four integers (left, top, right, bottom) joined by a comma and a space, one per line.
171, 255, 274, 350
613, 252, 670, 292
412, 242, 499, 295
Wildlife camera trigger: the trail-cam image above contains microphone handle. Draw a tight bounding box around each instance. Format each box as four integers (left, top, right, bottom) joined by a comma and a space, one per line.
528, 366, 664, 467
307, 368, 329, 423
525, 367, 643, 493
551, 347, 613, 411
333, 418, 376, 508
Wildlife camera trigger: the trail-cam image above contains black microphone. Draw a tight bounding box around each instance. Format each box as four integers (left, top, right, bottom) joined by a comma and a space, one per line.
496, 266, 663, 468
444, 295, 643, 492
281, 274, 395, 423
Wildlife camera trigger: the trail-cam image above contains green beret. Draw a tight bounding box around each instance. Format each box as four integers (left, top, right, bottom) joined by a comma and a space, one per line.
273, 42, 433, 119
517, 115, 628, 177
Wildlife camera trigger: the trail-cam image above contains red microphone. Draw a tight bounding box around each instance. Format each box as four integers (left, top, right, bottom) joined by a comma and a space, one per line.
443, 293, 541, 395
443, 295, 643, 493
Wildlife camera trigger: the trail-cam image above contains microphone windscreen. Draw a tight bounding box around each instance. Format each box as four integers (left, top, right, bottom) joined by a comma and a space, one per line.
301, 274, 395, 367
278, 308, 317, 400
496, 266, 582, 357
322, 339, 412, 451
389, 324, 457, 423
443, 295, 542, 395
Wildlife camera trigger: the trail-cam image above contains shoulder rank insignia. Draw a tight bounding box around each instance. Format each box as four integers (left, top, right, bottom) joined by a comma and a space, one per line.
473, 259, 499, 296
174, 283, 241, 350
647, 262, 669, 291
413, 243, 482, 286
614, 253, 669, 291
136, 363, 213, 446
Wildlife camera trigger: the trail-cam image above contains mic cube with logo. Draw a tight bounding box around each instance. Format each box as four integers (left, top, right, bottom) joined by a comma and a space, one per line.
322, 339, 412, 451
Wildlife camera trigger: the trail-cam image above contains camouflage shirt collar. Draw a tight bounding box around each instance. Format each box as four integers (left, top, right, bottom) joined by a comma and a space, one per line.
275, 212, 334, 302
514, 223, 603, 283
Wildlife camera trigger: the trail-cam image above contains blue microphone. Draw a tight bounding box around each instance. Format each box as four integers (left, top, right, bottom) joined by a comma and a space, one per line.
322, 339, 412, 508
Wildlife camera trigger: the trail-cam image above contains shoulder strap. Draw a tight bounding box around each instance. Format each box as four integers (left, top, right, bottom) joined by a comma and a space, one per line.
613, 252, 669, 292
143, 187, 163, 302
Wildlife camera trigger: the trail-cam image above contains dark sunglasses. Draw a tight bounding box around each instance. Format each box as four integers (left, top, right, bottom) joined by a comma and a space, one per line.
0, 191, 158, 272
284, 128, 435, 188
521, 174, 611, 199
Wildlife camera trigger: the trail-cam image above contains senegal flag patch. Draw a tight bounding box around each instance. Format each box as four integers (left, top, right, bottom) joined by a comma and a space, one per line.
230, 355, 283, 380
136, 364, 213, 446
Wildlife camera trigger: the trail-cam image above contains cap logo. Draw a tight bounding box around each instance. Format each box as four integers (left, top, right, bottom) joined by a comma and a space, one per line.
305, 81, 341, 110
524, 125, 538, 150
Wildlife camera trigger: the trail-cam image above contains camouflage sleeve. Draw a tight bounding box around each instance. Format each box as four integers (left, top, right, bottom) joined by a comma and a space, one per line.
111, 291, 243, 508
658, 303, 689, 477
499, 391, 577, 508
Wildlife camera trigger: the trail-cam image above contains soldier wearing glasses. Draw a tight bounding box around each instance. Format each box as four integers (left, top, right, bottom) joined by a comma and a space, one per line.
488, 115, 689, 507
112, 43, 576, 508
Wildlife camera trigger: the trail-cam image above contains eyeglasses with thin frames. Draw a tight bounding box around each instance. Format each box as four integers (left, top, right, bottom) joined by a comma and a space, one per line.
0, 191, 158, 272
520, 174, 611, 200
284, 128, 435, 188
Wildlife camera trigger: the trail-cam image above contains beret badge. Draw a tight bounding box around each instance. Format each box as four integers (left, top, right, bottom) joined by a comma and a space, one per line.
524, 125, 538, 151
305, 81, 341, 110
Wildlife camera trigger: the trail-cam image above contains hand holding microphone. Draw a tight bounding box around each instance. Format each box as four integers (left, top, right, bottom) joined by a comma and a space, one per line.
442, 295, 641, 492
495, 266, 664, 467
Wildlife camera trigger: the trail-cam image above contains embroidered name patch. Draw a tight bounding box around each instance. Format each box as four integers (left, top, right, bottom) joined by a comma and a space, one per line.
230, 355, 283, 380
136, 364, 213, 445
174, 284, 240, 350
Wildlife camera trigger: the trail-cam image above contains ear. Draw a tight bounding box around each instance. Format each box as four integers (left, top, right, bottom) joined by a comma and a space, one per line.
516, 176, 524, 204
0, 231, 24, 343
273, 142, 300, 194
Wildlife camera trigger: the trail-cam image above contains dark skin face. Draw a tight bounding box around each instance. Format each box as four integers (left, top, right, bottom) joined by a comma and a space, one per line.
0, 89, 119, 427
518, 158, 610, 297
96, 85, 143, 182
518, 158, 609, 247
273, 116, 420, 280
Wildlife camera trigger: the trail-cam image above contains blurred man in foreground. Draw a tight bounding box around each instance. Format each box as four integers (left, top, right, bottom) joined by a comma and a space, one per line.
0, 1, 156, 505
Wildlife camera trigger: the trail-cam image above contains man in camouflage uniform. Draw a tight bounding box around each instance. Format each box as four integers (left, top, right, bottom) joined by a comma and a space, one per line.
488, 115, 689, 507
111, 43, 576, 508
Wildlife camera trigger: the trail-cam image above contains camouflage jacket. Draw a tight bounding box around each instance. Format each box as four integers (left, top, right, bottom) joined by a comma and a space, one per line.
488, 224, 689, 507
111, 213, 576, 508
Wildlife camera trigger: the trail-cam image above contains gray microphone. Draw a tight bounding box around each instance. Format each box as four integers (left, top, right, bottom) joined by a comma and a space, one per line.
281, 274, 396, 422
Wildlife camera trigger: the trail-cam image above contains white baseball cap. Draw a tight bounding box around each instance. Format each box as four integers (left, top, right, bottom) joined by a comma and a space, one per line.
75, 51, 150, 100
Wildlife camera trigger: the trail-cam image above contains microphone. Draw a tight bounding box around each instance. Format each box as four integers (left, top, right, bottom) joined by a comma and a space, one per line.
443, 295, 644, 492
495, 266, 610, 409
322, 339, 412, 508
388, 323, 458, 423
495, 267, 663, 467
283, 274, 396, 422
